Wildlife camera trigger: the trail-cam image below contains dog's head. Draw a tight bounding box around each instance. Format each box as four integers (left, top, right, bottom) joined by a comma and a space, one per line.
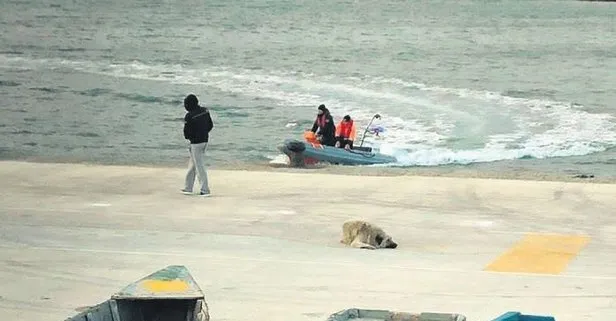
375, 234, 398, 249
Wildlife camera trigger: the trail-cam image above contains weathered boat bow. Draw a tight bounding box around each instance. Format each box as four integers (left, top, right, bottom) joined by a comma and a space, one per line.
65, 265, 209, 321
63, 266, 557, 321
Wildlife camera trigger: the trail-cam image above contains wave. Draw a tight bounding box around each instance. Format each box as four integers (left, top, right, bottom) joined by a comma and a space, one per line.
2, 54, 615, 166
114, 93, 170, 104
29, 87, 63, 93
0, 80, 21, 87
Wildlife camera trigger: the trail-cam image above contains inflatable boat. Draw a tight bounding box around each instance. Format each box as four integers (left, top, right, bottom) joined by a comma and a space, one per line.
278, 113, 397, 167
279, 138, 396, 166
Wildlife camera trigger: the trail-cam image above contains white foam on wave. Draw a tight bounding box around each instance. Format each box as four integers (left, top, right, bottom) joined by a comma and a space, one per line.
3, 54, 616, 167
266, 154, 290, 165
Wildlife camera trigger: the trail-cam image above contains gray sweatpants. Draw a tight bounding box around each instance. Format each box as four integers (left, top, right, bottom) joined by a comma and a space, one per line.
184, 142, 210, 194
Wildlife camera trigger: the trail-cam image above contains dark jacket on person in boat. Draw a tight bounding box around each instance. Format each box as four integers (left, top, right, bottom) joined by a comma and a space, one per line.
183, 94, 214, 144
310, 104, 336, 146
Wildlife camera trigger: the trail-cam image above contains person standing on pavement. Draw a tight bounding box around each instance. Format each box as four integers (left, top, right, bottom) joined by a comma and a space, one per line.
182, 94, 214, 196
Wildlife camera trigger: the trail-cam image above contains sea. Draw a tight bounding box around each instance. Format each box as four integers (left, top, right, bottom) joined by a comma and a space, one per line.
2, 0, 616, 180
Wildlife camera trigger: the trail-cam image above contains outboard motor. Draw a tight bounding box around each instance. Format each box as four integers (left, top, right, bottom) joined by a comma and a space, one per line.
279, 139, 307, 168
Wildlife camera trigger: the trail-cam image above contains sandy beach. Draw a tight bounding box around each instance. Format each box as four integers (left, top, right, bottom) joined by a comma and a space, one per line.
1, 160, 615, 321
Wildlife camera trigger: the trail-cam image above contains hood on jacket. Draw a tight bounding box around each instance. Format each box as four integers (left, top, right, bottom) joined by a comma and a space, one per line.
184, 94, 200, 111
317, 104, 329, 115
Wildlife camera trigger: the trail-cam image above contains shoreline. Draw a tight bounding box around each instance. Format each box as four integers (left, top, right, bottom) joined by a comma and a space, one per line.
3, 157, 614, 185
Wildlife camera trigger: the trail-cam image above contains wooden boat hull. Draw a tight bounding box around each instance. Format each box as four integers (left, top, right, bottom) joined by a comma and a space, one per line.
64, 265, 209, 321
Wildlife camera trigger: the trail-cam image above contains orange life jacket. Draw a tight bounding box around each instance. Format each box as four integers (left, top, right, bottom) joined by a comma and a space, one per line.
335, 120, 356, 141
303, 131, 319, 143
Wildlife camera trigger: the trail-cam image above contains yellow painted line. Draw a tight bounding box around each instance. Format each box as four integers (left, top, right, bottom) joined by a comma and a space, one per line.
485, 233, 590, 274
142, 280, 189, 293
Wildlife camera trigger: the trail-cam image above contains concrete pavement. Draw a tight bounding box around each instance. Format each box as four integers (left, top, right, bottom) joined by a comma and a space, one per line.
0, 161, 615, 321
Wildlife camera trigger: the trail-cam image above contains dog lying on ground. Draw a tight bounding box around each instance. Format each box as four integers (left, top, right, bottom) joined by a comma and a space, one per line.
340, 220, 398, 250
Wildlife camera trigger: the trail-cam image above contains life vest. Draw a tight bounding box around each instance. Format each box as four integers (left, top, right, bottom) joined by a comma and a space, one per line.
336, 120, 356, 141
303, 131, 319, 143
316, 114, 328, 128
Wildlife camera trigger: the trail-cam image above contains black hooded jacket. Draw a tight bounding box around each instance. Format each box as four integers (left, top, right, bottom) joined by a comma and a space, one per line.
310, 105, 336, 146
183, 95, 214, 144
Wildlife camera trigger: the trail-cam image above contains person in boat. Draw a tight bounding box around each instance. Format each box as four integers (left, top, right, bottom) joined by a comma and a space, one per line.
334, 115, 357, 150
310, 104, 336, 146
